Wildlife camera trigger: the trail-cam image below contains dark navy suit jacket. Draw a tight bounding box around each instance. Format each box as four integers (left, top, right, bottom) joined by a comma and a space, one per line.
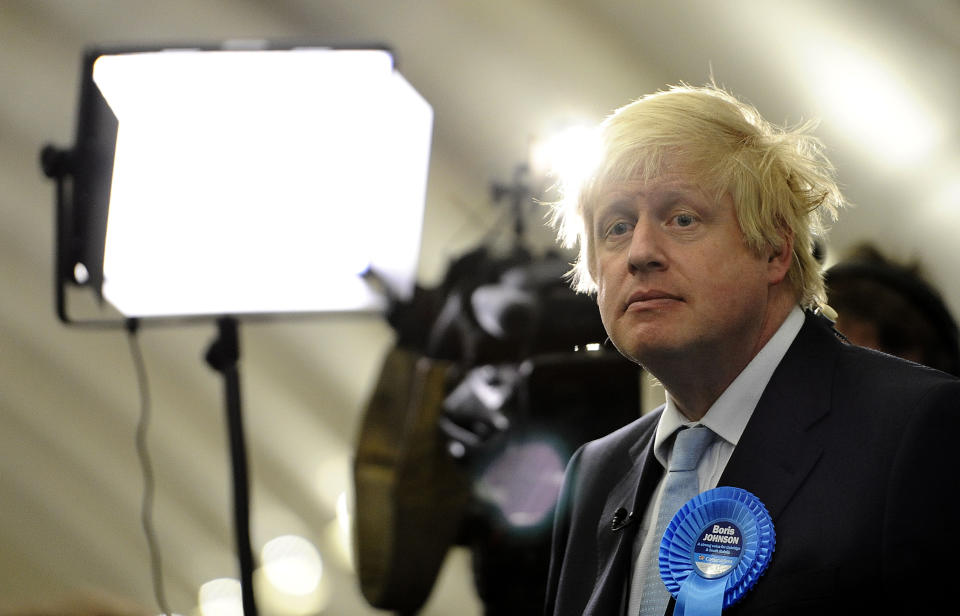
545, 312, 960, 615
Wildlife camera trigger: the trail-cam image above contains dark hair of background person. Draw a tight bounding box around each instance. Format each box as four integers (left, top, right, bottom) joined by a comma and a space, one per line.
824, 242, 960, 376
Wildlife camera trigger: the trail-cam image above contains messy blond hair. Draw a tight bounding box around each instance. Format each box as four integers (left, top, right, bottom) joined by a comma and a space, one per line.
551, 84, 845, 309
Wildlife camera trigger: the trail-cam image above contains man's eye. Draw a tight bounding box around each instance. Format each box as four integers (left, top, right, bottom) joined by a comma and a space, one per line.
674, 214, 695, 227
607, 221, 631, 237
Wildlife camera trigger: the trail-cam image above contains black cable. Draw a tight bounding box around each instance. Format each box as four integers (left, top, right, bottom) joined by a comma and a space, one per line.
126, 318, 173, 616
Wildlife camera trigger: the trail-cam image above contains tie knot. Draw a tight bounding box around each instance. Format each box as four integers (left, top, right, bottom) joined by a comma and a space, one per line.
668, 425, 714, 472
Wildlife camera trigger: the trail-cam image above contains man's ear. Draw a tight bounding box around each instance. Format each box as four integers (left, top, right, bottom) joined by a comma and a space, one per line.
766, 229, 794, 285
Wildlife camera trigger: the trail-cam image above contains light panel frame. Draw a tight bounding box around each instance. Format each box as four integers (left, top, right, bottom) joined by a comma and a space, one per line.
62, 42, 433, 320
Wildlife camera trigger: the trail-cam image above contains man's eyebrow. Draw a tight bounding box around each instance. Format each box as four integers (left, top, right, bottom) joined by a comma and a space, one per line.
593, 197, 635, 220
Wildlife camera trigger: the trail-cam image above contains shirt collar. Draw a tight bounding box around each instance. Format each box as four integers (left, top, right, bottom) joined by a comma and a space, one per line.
653, 305, 805, 467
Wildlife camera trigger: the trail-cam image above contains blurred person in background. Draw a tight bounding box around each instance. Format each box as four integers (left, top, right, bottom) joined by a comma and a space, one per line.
825, 242, 960, 376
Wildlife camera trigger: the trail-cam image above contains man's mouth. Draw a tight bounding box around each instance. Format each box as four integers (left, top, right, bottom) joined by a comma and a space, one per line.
625, 290, 683, 310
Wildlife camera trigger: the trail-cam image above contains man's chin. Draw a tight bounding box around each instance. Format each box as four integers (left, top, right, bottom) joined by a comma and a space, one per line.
611, 334, 691, 367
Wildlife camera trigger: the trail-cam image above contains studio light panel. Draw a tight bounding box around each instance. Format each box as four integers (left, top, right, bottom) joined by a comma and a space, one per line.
84, 46, 432, 318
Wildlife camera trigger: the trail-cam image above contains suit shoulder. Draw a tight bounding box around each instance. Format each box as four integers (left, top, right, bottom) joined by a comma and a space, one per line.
575, 409, 660, 468
833, 342, 960, 416
837, 341, 959, 388
804, 311, 958, 390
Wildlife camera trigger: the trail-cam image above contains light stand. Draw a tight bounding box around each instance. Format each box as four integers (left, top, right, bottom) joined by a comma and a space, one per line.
41, 41, 434, 616
204, 317, 257, 616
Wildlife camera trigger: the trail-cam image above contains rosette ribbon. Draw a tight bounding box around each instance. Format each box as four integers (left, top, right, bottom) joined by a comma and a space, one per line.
658, 486, 775, 615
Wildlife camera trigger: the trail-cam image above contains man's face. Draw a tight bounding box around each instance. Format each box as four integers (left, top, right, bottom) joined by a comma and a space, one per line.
590, 166, 783, 369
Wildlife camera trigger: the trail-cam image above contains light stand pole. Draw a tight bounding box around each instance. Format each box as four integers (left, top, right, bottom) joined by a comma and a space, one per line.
205, 317, 259, 616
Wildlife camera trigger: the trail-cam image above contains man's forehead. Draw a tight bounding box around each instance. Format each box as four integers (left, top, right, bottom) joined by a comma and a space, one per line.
590, 173, 711, 208
598, 175, 703, 195
589, 150, 708, 197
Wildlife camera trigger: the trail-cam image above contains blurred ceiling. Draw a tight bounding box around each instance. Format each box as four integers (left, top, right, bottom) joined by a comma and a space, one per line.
2, 0, 958, 614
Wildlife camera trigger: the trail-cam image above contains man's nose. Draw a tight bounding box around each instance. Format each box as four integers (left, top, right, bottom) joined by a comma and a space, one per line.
627, 220, 666, 273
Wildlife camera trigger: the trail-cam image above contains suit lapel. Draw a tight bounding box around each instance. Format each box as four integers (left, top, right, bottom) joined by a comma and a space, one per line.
720, 314, 839, 521
586, 411, 663, 614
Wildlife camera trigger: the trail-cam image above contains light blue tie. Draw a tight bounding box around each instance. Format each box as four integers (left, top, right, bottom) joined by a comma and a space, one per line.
637, 425, 715, 616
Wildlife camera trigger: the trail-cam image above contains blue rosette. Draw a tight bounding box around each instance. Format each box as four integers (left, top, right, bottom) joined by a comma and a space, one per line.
658, 486, 775, 615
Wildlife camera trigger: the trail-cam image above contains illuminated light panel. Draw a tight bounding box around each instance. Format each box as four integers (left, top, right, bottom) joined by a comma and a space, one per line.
91, 48, 432, 317
258, 535, 330, 615
255, 569, 330, 615
261, 535, 323, 596
198, 578, 243, 616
